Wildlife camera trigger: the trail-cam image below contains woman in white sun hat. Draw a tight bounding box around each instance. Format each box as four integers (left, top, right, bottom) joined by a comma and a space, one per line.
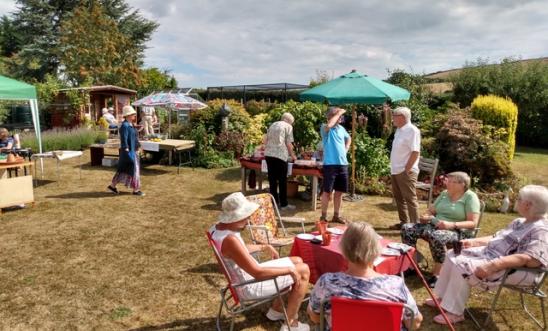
209, 192, 310, 331
108, 105, 145, 196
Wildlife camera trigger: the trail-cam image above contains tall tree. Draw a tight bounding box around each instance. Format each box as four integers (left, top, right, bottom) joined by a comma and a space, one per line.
59, 1, 140, 87
138, 68, 178, 97
7, 0, 157, 82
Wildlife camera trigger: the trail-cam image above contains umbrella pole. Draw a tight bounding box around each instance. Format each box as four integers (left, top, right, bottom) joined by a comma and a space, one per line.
344, 105, 364, 202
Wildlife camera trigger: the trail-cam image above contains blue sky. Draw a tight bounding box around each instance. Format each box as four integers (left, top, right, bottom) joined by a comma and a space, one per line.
2, 0, 547, 88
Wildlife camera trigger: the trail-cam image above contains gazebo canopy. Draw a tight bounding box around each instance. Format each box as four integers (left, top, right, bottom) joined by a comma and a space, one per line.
0, 75, 37, 100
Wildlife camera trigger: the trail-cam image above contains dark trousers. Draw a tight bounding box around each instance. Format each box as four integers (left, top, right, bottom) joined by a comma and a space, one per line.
265, 156, 288, 207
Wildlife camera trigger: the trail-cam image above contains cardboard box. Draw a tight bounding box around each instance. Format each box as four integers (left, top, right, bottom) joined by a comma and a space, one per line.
102, 157, 118, 167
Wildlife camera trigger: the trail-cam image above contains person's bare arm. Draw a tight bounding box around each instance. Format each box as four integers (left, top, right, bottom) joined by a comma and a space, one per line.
323, 108, 346, 133
404, 151, 419, 174
436, 211, 479, 230
222, 235, 299, 284
474, 254, 541, 279
286, 142, 297, 161
344, 136, 351, 152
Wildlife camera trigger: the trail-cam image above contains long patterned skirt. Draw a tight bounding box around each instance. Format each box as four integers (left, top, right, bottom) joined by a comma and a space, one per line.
111, 157, 141, 191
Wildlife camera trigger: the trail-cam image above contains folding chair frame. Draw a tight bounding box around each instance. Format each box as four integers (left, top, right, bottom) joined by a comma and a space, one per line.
466, 267, 547, 330
206, 232, 292, 331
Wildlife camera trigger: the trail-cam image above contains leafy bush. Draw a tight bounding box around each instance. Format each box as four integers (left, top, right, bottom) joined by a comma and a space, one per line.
246, 113, 268, 148
245, 99, 276, 116
20, 127, 101, 151
191, 99, 251, 135
435, 110, 513, 187
353, 132, 390, 178
189, 123, 233, 168
470, 95, 518, 159
214, 130, 246, 158
265, 100, 326, 152
451, 57, 548, 147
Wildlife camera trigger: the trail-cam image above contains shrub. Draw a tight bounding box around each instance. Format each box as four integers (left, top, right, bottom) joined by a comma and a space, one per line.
20, 127, 100, 151
470, 95, 518, 159
265, 100, 326, 152
189, 123, 233, 168
435, 110, 513, 187
353, 132, 390, 179
246, 113, 267, 148
191, 99, 251, 135
245, 99, 276, 116
214, 130, 246, 158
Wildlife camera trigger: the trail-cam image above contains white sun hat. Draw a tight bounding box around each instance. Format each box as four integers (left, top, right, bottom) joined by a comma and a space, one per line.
218, 192, 260, 224
122, 105, 137, 117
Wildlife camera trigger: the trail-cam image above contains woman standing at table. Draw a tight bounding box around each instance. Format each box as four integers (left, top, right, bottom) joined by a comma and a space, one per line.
107, 105, 145, 196
264, 112, 298, 210
308, 222, 422, 331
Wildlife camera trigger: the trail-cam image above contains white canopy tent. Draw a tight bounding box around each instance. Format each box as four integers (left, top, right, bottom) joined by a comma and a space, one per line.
0, 75, 42, 153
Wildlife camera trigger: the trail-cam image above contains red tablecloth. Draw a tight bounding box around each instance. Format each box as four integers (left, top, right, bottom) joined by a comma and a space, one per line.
289, 229, 414, 284
239, 157, 323, 178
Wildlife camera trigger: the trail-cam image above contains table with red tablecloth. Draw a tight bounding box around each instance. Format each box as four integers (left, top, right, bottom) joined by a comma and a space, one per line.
239, 157, 323, 211
289, 229, 415, 284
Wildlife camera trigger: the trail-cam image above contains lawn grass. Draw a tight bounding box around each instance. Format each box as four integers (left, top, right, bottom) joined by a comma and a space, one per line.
513, 146, 548, 186
0, 148, 546, 330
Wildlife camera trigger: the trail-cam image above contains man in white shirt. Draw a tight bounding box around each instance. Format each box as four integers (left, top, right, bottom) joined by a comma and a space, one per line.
102, 107, 118, 129
389, 106, 421, 230
141, 106, 157, 136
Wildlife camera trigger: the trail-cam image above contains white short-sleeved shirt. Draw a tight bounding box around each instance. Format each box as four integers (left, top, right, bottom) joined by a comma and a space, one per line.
390, 122, 421, 175
264, 121, 294, 162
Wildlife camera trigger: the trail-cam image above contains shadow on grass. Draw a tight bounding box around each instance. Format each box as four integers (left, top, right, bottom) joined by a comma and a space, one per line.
214, 167, 241, 182
201, 192, 236, 211
186, 263, 219, 274
129, 314, 265, 331
45, 191, 123, 199
80, 164, 171, 176
33, 179, 56, 187
375, 201, 397, 212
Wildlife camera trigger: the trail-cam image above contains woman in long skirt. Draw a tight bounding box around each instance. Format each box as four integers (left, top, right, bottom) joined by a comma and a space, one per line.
107, 105, 145, 196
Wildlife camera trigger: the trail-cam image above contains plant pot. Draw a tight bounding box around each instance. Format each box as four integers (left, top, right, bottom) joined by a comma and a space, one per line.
287, 180, 299, 198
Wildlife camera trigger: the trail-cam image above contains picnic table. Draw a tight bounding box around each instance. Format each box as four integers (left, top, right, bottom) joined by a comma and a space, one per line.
239, 157, 323, 211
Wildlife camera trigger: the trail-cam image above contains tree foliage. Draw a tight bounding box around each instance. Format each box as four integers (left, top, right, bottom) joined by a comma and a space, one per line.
59, 1, 140, 87
3, 0, 157, 83
137, 68, 178, 97
451, 57, 548, 147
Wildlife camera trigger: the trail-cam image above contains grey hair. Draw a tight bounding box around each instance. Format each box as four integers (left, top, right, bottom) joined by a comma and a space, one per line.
281, 112, 294, 124
519, 185, 548, 218
392, 106, 411, 122
447, 171, 471, 190
339, 222, 381, 266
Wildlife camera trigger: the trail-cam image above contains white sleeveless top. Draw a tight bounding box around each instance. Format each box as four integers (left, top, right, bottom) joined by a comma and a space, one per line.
209, 225, 258, 288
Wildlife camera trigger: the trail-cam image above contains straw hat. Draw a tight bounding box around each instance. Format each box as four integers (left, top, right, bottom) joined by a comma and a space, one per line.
102, 107, 109, 114
218, 192, 259, 224
122, 105, 136, 117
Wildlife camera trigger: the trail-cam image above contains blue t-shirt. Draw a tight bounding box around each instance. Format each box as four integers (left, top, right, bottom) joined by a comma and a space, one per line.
320, 124, 350, 165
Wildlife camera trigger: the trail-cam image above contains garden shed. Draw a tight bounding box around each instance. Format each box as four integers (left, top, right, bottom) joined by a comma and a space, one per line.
48, 85, 136, 128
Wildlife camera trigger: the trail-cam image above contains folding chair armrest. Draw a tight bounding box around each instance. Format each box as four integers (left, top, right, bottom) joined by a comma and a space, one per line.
280, 216, 306, 233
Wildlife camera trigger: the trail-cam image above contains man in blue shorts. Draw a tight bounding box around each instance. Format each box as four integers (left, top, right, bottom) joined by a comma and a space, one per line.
320, 107, 351, 223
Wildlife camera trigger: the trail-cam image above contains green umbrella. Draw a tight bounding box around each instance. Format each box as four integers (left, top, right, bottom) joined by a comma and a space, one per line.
300, 69, 411, 198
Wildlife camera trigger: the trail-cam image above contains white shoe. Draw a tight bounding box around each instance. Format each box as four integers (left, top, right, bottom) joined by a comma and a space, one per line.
279, 321, 310, 331
266, 308, 285, 321
280, 204, 296, 211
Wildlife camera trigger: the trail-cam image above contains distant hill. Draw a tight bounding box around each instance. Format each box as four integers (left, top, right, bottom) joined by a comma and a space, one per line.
423, 57, 548, 81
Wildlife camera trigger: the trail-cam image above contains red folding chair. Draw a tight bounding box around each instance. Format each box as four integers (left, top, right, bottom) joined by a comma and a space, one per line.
205, 231, 291, 331
320, 297, 415, 331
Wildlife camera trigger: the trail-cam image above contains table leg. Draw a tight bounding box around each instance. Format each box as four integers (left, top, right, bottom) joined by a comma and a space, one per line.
258, 171, 263, 190
168, 150, 173, 165
241, 167, 246, 193
312, 175, 318, 211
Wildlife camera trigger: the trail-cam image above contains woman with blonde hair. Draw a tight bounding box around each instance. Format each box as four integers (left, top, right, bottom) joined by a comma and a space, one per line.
308, 222, 422, 331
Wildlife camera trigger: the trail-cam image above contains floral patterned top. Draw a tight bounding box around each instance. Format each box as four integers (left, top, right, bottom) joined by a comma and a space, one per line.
264, 120, 294, 162
309, 272, 420, 331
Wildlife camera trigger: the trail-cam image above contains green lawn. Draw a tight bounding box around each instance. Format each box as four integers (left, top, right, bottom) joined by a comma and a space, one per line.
513, 146, 548, 186
0, 147, 546, 330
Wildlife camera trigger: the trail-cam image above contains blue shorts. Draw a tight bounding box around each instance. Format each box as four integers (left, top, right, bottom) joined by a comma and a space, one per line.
322, 165, 348, 193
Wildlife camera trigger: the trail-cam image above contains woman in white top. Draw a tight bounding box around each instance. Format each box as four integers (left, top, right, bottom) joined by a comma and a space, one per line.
209, 192, 310, 331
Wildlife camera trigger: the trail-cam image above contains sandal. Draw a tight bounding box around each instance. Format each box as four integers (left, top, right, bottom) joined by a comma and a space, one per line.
433, 312, 465, 324
425, 297, 442, 308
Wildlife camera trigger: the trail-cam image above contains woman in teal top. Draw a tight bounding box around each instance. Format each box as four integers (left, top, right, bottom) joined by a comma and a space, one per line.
401, 171, 481, 287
